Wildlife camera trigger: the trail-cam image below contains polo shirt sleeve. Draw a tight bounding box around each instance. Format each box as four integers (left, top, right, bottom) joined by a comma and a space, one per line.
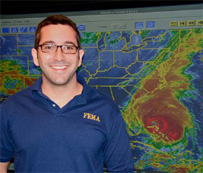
103, 107, 134, 172
0, 104, 15, 162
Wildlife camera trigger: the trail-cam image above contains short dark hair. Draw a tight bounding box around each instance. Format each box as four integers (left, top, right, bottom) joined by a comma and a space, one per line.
34, 15, 81, 49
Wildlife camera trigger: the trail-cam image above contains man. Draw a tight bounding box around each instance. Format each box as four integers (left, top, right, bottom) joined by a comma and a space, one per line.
0, 15, 134, 172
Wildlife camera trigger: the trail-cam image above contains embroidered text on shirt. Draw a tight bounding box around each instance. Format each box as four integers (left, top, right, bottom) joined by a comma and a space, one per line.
83, 113, 101, 122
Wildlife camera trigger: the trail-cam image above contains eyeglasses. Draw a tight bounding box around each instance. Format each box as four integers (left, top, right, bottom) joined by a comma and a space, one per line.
38, 43, 79, 54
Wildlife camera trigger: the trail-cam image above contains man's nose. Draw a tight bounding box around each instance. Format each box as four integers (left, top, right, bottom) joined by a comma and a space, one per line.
54, 46, 65, 61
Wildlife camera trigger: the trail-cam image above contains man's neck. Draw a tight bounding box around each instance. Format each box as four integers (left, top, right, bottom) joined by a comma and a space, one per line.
41, 77, 83, 108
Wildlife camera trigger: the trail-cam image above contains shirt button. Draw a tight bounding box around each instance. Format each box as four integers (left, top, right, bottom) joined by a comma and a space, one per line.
52, 104, 56, 107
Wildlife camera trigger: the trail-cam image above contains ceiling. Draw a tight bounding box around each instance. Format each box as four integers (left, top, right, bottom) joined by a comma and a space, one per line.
1, 0, 202, 15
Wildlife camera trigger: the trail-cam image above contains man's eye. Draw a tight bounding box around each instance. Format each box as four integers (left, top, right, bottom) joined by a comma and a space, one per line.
44, 45, 53, 50
64, 46, 73, 50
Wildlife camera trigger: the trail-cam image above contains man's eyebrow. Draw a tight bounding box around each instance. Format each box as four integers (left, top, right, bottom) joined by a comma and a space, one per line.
64, 41, 77, 46
40, 41, 77, 46
40, 41, 55, 45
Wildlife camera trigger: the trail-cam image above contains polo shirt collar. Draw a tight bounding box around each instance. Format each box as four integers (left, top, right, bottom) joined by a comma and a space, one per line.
31, 75, 99, 101
31, 77, 43, 92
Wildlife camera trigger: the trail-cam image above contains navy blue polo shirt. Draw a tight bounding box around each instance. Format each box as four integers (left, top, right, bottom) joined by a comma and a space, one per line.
0, 75, 134, 172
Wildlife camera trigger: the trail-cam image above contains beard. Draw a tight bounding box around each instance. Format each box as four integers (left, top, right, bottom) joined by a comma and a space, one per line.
42, 64, 78, 86
40, 55, 80, 87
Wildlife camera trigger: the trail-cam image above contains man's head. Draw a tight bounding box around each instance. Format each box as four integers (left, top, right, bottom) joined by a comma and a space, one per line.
34, 15, 81, 49
32, 15, 84, 87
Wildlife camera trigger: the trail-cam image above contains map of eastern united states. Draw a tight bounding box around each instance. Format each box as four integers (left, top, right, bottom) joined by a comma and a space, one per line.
0, 28, 203, 172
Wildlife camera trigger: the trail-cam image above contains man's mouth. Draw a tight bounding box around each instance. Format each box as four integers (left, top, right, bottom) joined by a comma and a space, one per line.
52, 66, 67, 70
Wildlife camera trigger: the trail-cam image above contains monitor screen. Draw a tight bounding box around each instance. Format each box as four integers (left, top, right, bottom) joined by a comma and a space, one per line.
0, 3, 203, 172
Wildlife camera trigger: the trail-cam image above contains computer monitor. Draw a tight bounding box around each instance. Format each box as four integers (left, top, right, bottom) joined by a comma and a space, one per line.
1, 3, 202, 172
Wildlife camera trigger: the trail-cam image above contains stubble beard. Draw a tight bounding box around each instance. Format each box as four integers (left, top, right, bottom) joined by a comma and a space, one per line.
41, 57, 80, 87
42, 66, 78, 87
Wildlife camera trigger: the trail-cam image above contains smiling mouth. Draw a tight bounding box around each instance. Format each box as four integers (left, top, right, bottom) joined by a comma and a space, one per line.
52, 66, 67, 69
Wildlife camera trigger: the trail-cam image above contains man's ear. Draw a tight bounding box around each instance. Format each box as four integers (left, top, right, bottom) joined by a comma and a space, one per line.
32, 48, 39, 66
78, 49, 84, 67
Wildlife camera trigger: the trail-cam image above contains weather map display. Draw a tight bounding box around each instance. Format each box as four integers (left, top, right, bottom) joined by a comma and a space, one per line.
1, 4, 203, 172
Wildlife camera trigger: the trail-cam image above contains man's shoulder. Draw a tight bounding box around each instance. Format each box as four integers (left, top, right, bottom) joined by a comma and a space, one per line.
85, 85, 119, 109
1, 87, 31, 106
78, 75, 116, 105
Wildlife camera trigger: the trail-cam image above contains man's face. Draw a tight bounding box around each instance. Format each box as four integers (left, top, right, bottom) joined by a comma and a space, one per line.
32, 24, 84, 86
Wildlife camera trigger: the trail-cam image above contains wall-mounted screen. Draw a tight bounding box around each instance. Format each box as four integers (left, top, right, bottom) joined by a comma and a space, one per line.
1, 3, 203, 172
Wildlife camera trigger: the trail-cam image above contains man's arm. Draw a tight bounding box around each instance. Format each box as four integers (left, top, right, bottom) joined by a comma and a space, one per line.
0, 162, 10, 173
0, 104, 13, 172
104, 108, 134, 172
